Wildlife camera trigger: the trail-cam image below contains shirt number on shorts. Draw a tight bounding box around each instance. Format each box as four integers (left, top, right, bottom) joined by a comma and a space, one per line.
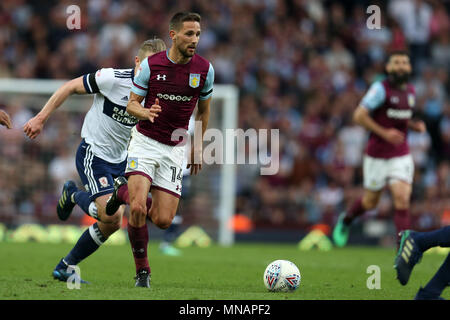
170, 166, 182, 183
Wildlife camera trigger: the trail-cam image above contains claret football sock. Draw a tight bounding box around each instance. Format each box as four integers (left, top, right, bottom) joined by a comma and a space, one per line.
414, 226, 450, 252
64, 222, 106, 265
128, 223, 150, 274
343, 197, 365, 226
117, 184, 129, 204
394, 209, 410, 243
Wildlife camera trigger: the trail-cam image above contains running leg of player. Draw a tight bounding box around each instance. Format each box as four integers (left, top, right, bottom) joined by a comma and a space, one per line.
127, 174, 152, 288
395, 226, 450, 298
53, 194, 124, 283
148, 188, 179, 230
332, 189, 382, 247
389, 180, 412, 243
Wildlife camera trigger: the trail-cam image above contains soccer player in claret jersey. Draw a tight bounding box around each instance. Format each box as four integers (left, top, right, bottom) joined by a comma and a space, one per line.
332, 51, 427, 247
105, 12, 214, 288
23, 39, 166, 283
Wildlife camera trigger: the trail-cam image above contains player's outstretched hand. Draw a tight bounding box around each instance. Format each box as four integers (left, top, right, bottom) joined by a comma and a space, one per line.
0, 109, 12, 129
383, 128, 404, 145
148, 98, 162, 123
23, 116, 45, 139
187, 147, 202, 175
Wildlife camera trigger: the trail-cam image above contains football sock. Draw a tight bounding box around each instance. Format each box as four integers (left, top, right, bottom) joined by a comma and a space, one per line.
117, 185, 129, 204
394, 209, 410, 243
127, 223, 150, 273
64, 223, 106, 265
422, 253, 450, 297
414, 226, 450, 252
117, 185, 153, 209
73, 190, 98, 220
163, 215, 182, 243
343, 197, 365, 226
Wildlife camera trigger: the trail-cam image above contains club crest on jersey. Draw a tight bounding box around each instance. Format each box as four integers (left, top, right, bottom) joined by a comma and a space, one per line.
408, 93, 415, 107
189, 73, 200, 88
128, 157, 138, 170
99, 177, 110, 188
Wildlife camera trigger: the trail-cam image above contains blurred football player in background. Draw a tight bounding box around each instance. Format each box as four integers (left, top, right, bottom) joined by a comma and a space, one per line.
333, 51, 427, 247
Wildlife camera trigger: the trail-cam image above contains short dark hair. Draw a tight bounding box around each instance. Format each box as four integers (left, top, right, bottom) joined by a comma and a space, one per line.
169, 12, 201, 31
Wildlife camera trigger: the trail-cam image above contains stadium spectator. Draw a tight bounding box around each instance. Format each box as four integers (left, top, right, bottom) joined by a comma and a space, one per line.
0, 0, 448, 237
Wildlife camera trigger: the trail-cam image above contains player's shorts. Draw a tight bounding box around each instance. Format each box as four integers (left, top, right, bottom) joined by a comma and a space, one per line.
363, 154, 414, 191
75, 139, 127, 201
125, 126, 185, 198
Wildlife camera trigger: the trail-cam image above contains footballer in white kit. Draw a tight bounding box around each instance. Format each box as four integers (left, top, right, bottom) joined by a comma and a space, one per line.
23, 39, 166, 284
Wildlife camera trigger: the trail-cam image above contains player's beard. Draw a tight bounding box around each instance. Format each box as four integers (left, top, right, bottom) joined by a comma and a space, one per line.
388, 70, 411, 86
179, 44, 195, 58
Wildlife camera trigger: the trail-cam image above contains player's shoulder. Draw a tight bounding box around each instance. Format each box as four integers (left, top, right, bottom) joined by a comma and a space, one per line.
366, 79, 386, 93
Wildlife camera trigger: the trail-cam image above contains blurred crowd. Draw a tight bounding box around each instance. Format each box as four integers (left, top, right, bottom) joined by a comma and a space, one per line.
0, 0, 449, 234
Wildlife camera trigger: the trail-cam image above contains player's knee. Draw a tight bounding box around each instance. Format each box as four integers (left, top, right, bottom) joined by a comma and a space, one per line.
152, 214, 173, 230
130, 202, 147, 219
393, 195, 410, 209
109, 216, 122, 231
101, 214, 121, 229
362, 196, 378, 210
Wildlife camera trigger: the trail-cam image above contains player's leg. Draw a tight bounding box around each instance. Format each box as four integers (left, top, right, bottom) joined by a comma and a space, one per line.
53, 148, 125, 282
148, 187, 180, 229
389, 180, 412, 239
57, 140, 98, 221
105, 176, 153, 216
159, 214, 183, 256
415, 253, 449, 300
159, 175, 190, 256
395, 226, 450, 292
333, 189, 382, 247
127, 173, 152, 287
333, 155, 386, 247
387, 154, 415, 245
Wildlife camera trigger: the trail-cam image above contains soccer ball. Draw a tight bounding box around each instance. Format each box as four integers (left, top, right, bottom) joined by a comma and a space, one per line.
263, 260, 301, 292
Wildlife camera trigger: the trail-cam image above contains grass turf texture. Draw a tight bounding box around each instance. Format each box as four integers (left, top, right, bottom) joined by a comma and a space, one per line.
0, 242, 448, 300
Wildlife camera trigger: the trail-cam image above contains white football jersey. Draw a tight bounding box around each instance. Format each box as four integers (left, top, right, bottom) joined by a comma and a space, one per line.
81, 68, 139, 163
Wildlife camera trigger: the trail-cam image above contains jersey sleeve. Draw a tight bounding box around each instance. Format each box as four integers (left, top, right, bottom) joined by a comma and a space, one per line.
199, 63, 214, 101
131, 57, 150, 97
82, 68, 115, 96
360, 81, 386, 111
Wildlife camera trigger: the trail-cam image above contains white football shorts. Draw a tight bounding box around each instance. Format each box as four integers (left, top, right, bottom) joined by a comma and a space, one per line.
125, 126, 185, 197
363, 154, 414, 191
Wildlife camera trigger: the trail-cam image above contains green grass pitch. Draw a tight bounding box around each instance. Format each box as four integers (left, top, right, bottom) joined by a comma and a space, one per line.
0, 241, 448, 300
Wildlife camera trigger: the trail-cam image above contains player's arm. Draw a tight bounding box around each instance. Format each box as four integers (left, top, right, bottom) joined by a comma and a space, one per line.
408, 109, 426, 133
23, 76, 87, 139
187, 97, 211, 176
126, 93, 161, 122
188, 63, 214, 175
0, 109, 12, 129
353, 82, 404, 145
127, 57, 161, 122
